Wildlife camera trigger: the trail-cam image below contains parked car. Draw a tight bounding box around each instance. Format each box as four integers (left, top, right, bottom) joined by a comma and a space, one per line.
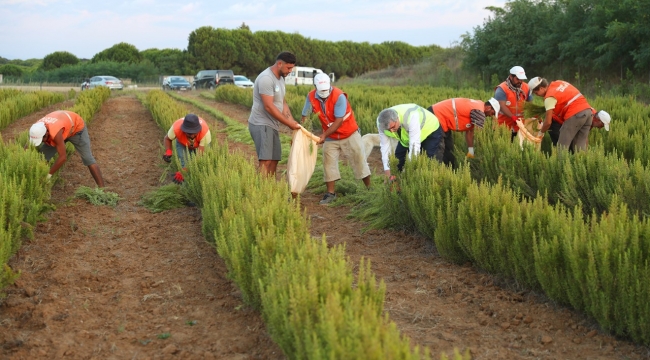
234, 75, 254, 88
88, 76, 124, 90
192, 70, 235, 90
163, 76, 191, 91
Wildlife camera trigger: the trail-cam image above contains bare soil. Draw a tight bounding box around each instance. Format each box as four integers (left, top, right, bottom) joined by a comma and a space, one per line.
2, 90, 649, 359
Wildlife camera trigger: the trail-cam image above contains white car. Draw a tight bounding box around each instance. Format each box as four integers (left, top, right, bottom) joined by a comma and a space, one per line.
234, 75, 254, 88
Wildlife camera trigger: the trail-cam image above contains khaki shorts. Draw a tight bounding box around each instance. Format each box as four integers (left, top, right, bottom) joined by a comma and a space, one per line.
322, 131, 371, 182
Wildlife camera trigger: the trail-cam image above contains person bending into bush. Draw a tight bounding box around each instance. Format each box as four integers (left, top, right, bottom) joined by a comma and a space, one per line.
28, 110, 105, 187
162, 114, 211, 184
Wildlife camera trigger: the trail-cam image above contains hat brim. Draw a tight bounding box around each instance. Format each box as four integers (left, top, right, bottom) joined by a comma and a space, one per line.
29, 137, 43, 146
515, 74, 527, 80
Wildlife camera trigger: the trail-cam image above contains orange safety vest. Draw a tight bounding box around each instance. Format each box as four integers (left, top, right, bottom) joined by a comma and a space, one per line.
496, 82, 529, 131
431, 98, 484, 132
545, 81, 591, 125
38, 110, 85, 147
171, 117, 210, 149
307, 87, 358, 140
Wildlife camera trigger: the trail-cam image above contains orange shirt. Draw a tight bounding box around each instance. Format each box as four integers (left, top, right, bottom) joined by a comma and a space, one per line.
545, 81, 591, 124
307, 87, 358, 140
431, 98, 484, 132
496, 82, 529, 131
38, 111, 85, 147
170, 118, 210, 149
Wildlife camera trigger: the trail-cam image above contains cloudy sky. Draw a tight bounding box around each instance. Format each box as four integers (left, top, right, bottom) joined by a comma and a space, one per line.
0, 0, 506, 60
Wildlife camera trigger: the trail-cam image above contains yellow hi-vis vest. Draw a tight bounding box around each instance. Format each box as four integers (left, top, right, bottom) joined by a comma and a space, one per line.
379, 104, 440, 147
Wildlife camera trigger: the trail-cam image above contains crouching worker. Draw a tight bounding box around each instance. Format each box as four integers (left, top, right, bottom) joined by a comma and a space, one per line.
162, 114, 211, 184
29, 110, 105, 187
376, 104, 444, 179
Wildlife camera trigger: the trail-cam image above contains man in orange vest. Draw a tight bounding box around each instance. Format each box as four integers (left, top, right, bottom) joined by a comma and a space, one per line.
28, 110, 105, 187
301, 73, 370, 205
426, 98, 499, 168
494, 66, 531, 141
162, 114, 211, 184
528, 77, 592, 151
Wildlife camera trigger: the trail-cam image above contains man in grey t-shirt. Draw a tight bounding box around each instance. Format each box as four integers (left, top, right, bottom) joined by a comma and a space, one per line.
248, 51, 301, 177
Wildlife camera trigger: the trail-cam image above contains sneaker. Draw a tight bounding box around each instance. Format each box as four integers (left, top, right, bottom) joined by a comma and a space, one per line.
319, 192, 337, 205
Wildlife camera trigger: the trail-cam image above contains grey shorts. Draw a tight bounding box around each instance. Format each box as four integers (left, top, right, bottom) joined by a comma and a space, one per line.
40, 128, 96, 166
249, 123, 281, 161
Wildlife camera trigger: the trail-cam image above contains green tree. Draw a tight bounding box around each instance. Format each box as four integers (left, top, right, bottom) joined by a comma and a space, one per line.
41, 51, 80, 70
0, 64, 24, 77
92, 42, 143, 63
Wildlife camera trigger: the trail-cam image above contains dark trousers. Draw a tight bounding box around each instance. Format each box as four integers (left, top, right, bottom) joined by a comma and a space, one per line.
395, 127, 444, 171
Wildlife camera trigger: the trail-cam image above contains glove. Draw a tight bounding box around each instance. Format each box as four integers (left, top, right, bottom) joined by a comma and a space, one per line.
467, 147, 475, 158
162, 149, 173, 163
46, 173, 52, 182
511, 115, 519, 123
172, 171, 184, 184
466, 153, 475, 159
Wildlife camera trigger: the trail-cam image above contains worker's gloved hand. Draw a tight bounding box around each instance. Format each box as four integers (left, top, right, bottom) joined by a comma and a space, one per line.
172, 171, 184, 184
511, 115, 519, 122
46, 173, 52, 182
466, 147, 475, 159
162, 149, 173, 163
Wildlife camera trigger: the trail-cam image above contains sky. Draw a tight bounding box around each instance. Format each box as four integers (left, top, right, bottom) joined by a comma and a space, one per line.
0, 0, 507, 60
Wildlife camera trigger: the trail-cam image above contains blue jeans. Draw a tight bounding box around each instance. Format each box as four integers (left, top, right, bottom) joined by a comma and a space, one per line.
175, 142, 196, 168
395, 127, 444, 171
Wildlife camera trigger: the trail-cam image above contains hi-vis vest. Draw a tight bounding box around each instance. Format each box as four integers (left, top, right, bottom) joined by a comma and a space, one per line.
171, 117, 210, 149
496, 82, 529, 131
546, 81, 591, 124
38, 110, 85, 147
307, 87, 358, 140
431, 98, 484, 132
379, 104, 439, 147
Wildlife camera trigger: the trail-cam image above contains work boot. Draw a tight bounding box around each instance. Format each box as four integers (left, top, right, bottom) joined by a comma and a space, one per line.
319, 192, 337, 205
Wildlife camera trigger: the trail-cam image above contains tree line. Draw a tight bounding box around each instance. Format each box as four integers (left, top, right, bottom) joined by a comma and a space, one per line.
461, 0, 650, 88
0, 25, 440, 83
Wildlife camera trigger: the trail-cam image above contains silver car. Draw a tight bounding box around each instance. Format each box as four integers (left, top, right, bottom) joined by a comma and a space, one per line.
234, 75, 254, 88
89, 76, 124, 90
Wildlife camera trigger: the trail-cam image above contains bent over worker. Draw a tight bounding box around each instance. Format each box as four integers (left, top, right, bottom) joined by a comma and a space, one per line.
426, 98, 499, 168
29, 110, 105, 187
376, 104, 444, 178
301, 73, 371, 205
162, 114, 211, 184
528, 77, 593, 152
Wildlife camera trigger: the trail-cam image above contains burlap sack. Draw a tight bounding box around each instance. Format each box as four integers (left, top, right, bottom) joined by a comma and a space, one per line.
516, 118, 543, 150
287, 126, 320, 194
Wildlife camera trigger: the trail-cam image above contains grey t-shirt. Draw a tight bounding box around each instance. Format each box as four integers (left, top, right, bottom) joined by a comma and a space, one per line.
248, 67, 285, 130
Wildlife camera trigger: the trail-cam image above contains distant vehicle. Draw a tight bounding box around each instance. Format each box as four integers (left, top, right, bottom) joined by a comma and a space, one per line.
233, 75, 254, 88
163, 76, 191, 91
88, 76, 123, 90
284, 67, 335, 86
192, 70, 235, 90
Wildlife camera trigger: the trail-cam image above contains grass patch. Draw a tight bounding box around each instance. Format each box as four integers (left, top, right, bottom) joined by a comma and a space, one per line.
74, 186, 120, 207
138, 184, 188, 213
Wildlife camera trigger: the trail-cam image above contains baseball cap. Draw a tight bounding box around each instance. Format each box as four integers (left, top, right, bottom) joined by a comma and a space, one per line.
598, 110, 611, 131
510, 66, 527, 80
314, 73, 330, 91
29, 122, 47, 146
528, 76, 543, 92
487, 98, 500, 117
180, 114, 202, 134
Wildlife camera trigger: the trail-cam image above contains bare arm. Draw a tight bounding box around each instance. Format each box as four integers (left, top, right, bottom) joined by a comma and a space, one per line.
261, 95, 300, 130
465, 128, 474, 148
164, 135, 173, 151
539, 109, 553, 133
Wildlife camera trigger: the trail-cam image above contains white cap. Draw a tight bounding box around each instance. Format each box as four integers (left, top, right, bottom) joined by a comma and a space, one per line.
29, 122, 47, 146
510, 66, 527, 80
598, 110, 611, 131
487, 98, 500, 117
528, 76, 543, 92
314, 73, 330, 91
